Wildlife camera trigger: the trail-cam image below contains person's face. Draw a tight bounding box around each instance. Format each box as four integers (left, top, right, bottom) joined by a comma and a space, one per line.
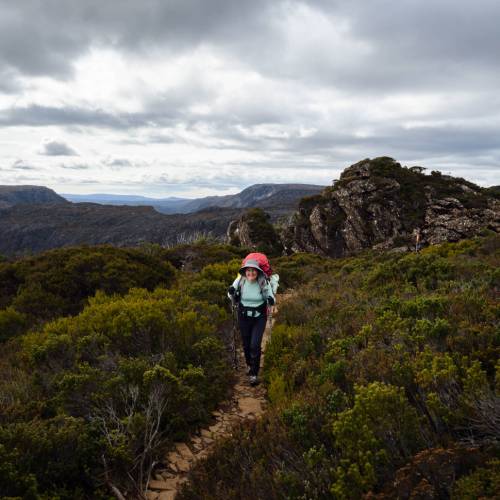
245, 267, 258, 281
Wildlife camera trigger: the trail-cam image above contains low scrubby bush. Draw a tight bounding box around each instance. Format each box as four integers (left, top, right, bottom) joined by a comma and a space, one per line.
179, 233, 500, 499
0, 254, 235, 498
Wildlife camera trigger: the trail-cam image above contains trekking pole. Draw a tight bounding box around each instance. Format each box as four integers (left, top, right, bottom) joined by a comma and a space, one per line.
267, 304, 274, 340
230, 299, 239, 370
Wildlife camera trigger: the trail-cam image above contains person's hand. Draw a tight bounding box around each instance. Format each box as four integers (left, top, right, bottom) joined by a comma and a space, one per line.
267, 296, 275, 306
228, 286, 236, 296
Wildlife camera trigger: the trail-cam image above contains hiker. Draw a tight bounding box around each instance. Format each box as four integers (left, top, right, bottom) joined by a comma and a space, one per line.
227, 258, 277, 386
413, 227, 421, 252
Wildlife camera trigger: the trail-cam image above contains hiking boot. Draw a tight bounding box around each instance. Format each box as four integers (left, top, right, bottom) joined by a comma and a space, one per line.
249, 375, 260, 386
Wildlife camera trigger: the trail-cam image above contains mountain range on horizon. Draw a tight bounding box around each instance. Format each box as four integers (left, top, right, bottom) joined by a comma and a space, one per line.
61, 183, 327, 214
0, 181, 325, 256
0, 183, 327, 213
62, 193, 188, 202
0, 157, 498, 258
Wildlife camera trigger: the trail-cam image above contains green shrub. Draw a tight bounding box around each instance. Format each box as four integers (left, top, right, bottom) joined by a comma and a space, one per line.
0, 251, 235, 497
0, 416, 103, 499
331, 382, 423, 498
0, 245, 177, 340
0, 306, 28, 343
453, 459, 500, 499
161, 241, 247, 272
179, 234, 500, 499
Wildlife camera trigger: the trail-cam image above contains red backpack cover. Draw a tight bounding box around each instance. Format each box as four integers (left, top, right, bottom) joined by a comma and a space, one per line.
241, 252, 272, 278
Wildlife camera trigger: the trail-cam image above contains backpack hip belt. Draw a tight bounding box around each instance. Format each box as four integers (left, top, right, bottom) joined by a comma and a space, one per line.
238, 302, 267, 318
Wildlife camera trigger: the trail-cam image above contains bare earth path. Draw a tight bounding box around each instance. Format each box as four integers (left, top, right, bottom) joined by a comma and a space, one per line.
144, 301, 280, 500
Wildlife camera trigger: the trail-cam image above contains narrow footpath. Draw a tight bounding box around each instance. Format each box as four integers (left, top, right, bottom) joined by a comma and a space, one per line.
144, 301, 279, 500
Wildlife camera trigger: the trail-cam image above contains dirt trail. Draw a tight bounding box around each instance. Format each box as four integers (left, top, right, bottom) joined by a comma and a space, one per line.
144, 300, 282, 500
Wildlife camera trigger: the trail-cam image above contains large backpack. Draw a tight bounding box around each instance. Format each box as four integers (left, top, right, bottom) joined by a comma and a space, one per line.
235, 253, 279, 306
241, 252, 272, 278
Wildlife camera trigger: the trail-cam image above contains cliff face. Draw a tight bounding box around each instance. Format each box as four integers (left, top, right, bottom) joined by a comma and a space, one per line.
282, 157, 500, 257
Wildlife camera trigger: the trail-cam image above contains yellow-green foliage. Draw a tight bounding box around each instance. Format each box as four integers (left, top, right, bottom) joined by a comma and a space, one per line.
178, 232, 500, 500
177, 259, 241, 306
331, 383, 422, 498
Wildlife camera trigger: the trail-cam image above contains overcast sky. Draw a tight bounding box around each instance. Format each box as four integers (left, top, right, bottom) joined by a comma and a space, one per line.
0, 0, 499, 197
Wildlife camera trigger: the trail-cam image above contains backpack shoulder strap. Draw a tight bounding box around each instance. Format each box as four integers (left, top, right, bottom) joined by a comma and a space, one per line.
237, 276, 245, 294
257, 274, 270, 298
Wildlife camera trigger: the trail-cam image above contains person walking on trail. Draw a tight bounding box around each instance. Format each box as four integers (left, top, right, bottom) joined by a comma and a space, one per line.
227, 259, 276, 386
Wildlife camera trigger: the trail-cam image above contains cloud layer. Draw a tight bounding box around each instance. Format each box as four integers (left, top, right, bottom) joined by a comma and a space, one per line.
0, 0, 499, 195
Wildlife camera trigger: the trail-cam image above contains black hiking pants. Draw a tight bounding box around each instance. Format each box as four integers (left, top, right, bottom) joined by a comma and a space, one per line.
238, 309, 267, 376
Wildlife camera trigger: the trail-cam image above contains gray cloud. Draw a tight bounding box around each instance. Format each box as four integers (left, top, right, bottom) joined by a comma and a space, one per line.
1, 0, 500, 94
102, 158, 132, 167
39, 139, 78, 156
1, 105, 156, 128
0, 0, 499, 191
59, 163, 90, 170
0, 68, 23, 93
0, 0, 271, 77
10, 159, 36, 170
293, 0, 500, 91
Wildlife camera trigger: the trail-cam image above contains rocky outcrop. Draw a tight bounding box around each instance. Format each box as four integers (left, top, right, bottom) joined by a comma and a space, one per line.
227, 208, 283, 256
0, 185, 68, 208
282, 157, 500, 257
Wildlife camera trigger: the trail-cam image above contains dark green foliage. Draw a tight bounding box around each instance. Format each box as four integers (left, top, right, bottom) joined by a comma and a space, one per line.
485, 185, 500, 199
0, 245, 177, 341
0, 416, 103, 499
452, 458, 500, 498
2, 234, 499, 499
331, 383, 423, 497
161, 240, 247, 272
273, 252, 341, 290
0, 307, 27, 343
297, 193, 324, 212
0, 248, 236, 498
179, 233, 500, 499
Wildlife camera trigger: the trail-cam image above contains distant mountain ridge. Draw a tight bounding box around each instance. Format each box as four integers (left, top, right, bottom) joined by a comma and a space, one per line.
0, 183, 324, 256
2, 163, 497, 258
179, 183, 326, 213
0, 185, 67, 209
62, 193, 189, 213
62, 183, 325, 214
0, 203, 244, 256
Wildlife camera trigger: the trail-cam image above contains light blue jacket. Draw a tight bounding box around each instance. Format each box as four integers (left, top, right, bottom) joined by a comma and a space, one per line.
229, 274, 279, 317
